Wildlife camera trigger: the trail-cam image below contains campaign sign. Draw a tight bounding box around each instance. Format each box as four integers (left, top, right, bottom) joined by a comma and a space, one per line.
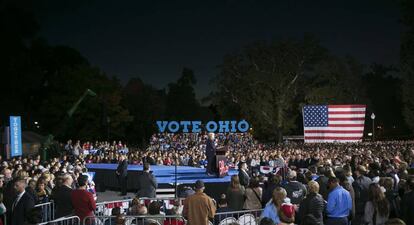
10, 116, 22, 157
156, 120, 250, 133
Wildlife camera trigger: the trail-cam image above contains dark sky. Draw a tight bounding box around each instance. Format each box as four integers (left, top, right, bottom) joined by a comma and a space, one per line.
34, 0, 402, 98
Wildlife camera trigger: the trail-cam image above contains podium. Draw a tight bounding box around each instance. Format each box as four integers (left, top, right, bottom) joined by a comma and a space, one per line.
216, 146, 228, 178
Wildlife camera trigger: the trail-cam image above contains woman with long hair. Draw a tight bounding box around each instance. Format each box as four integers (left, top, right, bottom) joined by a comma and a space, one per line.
260, 187, 287, 224
364, 183, 390, 225
226, 175, 245, 210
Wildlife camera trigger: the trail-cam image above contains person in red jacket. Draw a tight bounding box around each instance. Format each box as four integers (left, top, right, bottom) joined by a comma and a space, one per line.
71, 175, 96, 224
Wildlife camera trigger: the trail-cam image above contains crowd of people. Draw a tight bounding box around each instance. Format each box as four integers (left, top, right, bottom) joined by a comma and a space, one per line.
0, 133, 413, 225
0, 155, 97, 224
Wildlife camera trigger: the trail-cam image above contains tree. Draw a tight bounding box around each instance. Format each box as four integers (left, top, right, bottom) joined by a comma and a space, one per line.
166, 68, 201, 120
34, 64, 132, 140
122, 77, 167, 146
211, 36, 326, 142
0, 0, 41, 126
401, 0, 414, 133
305, 56, 368, 104
364, 64, 409, 138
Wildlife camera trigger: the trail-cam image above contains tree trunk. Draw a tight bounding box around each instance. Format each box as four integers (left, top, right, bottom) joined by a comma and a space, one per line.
276, 105, 284, 143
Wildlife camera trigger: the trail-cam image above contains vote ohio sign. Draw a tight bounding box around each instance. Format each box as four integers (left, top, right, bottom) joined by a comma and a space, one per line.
156, 120, 250, 133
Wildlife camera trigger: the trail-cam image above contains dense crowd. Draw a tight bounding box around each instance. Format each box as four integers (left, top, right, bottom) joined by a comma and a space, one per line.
0, 133, 413, 225
64, 134, 414, 174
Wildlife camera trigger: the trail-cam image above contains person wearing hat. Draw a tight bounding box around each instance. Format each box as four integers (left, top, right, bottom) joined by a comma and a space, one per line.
183, 180, 216, 225
279, 200, 295, 225
352, 165, 372, 225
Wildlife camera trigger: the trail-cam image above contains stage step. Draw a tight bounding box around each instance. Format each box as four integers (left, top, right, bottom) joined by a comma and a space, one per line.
156, 188, 175, 198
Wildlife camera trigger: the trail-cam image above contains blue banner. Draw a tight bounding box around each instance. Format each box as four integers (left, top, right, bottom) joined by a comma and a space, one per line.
10, 116, 22, 157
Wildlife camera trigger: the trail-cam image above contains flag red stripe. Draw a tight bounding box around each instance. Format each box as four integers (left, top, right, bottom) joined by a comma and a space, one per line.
328, 124, 365, 127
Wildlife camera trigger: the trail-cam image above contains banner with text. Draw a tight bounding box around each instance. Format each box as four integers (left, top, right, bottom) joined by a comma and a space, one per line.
10, 116, 22, 157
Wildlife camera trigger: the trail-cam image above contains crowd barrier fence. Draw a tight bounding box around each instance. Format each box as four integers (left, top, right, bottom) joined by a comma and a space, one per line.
96, 199, 132, 216
95, 197, 185, 216
215, 209, 263, 225
27, 199, 261, 225
38, 216, 80, 225
84, 215, 186, 225
35, 201, 55, 223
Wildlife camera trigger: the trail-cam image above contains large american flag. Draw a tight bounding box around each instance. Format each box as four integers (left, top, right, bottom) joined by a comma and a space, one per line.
303, 105, 366, 143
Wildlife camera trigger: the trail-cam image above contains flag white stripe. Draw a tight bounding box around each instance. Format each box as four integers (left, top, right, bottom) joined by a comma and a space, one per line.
328, 108, 366, 112
305, 139, 362, 143
304, 127, 364, 131
329, 114, 366, 118
329, 121, 365, 124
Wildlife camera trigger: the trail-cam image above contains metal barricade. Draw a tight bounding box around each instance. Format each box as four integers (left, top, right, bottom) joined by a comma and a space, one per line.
96, 199, 133, 216
126, 215, 186, 225
38, 216, 80, 225
84, 215, 186, 225
138, 197, 185, 213
215, 209, 263, 225
84, 216, 114, 225
35, 201, 56, 223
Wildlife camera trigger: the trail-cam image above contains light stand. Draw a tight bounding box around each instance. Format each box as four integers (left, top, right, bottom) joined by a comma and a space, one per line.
371, 113, 376, 141
174, 148, 178, 198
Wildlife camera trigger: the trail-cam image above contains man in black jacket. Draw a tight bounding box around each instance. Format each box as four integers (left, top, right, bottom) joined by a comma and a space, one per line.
283, 170, 307, 205
206, 133, 216, 176
262, 174, 281, 205
116, 154, 128, 196
352, 165, 372, 225
10, 178, 35, 225
238, 162, 250, 187
401, 176, 414, 225
51, 173, 74, 218
136, 163, 158, 198
315, 166, 330, 200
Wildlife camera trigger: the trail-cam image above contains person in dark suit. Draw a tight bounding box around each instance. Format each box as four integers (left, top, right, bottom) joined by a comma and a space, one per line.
401, 177, 414, 225
10, 178, 35, 225
206, 133, 216, 176
116, 154, 128, 196
238, 162, 250, 187
136, 163, 157, 198
51, 173, 74, 218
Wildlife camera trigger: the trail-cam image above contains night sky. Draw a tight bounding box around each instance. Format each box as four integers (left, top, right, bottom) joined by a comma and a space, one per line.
33, 0, 402, 98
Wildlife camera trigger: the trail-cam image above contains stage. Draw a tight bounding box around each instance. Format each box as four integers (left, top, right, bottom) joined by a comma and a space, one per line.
86, 163, 237, 197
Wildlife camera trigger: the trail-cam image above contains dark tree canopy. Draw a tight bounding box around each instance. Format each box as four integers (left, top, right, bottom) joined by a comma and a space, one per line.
166, 68, 201, 121
401, 0, 414, 133
0, 0, 412, 145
